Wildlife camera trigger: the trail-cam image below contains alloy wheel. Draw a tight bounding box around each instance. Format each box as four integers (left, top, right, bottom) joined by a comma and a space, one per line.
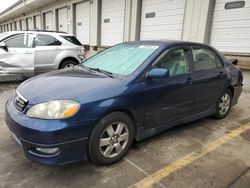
99, 122, 129, 158
219, 93, 231, 115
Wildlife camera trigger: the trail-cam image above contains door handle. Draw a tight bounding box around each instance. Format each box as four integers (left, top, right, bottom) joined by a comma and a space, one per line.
25, 51, 32, 54
186, 78, 193, 85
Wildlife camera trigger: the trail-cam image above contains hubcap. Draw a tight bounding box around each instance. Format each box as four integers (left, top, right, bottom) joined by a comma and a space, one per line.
219, 93, 230, 115
99, 122, 129, 158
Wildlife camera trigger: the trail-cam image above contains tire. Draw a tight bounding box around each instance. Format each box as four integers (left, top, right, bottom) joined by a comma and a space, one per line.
59, 59, 78, 69
213, 89, 232, 119
88, 112, 135, 165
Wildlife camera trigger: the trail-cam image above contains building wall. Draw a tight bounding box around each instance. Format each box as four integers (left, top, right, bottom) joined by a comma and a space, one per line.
0, 0, 249, 64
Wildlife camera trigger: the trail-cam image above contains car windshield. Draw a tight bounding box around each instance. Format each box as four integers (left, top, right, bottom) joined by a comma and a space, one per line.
82, 44, 159, 76
0, 32, 9, 40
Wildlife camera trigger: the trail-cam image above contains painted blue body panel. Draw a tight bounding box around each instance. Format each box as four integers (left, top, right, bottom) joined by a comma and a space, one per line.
4, 40, 243, 166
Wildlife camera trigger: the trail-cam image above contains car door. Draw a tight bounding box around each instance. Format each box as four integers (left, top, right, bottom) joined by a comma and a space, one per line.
190, 46, 227, 114
0, 33, 35, 74
34, 34, 62, 73
143, 47, 195, 129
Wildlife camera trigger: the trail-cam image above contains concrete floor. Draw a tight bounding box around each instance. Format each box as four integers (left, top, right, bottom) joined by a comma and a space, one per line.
1, 83, 250, 188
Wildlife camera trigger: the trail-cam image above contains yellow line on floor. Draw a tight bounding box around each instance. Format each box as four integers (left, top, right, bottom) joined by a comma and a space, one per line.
129, 122, 250, 188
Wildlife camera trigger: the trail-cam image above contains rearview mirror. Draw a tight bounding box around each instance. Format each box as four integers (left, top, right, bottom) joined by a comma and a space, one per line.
230, 59, 238, 66
0, 42, 8, 52
146, 68, 170, 79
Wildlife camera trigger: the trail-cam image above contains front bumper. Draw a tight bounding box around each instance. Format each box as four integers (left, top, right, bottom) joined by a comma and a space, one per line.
4, 98, 96, 166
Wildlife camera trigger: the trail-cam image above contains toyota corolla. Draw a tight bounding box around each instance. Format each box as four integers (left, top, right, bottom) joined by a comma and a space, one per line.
4, 41, 243, 166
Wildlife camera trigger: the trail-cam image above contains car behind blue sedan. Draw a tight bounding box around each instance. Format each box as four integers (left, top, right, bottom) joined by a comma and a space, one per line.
5, 41, 243, 166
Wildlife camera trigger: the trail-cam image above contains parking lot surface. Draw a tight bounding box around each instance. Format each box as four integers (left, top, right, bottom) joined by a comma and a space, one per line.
1, 83, 250, 188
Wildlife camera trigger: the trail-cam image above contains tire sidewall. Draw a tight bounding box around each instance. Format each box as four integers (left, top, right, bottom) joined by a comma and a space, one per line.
60, 60, 78, 69
88, 112, 135, 165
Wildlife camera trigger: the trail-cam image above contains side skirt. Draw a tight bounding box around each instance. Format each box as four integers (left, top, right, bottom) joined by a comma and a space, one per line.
136, 106, 216, 141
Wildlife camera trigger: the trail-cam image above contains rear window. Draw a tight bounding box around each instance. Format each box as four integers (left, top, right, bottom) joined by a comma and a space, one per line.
61, 36, 82, 45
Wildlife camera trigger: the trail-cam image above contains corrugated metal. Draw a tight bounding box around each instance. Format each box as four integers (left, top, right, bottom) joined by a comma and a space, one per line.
16, 21, 21, 31
21, 19, 26, 30
140, 0, 185, 40
210, 0, 250, 53
27, 17, 33, 30
44, 12, 53, 30
58, 7, 68, 32
75, 1, 90, 44
101, 0, 125, 46
34, 15, 41, 30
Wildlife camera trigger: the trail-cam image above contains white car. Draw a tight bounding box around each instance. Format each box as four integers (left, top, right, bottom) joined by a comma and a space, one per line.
0, 31, 85, 77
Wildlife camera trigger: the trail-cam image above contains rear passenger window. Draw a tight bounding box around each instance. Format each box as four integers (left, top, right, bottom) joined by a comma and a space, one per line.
61, 36, 82, 45
35, 35, 61, 46
192, 47, 222, 71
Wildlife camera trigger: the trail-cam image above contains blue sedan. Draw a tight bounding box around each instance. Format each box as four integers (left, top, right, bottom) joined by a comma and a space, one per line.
5, 41, 243, 166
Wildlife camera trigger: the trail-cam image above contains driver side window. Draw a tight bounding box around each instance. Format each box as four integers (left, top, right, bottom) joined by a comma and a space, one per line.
153, 48, 189, 76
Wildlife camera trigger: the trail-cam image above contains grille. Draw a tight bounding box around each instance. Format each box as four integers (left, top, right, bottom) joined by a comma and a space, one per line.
13, 91, 28, 112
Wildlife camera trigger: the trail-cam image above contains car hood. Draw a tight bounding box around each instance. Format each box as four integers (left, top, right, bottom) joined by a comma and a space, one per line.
17, 67, 128, 104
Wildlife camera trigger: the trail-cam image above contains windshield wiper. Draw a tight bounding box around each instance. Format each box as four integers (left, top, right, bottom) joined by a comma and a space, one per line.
90, 68, 114, 78
81, 65, 114, 78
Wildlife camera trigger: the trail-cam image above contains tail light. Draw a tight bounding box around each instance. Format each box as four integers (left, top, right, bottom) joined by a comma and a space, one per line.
80, 47, 85, 55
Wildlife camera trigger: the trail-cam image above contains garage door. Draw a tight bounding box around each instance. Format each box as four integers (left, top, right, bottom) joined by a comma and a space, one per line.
58, 7, 68, 32
34, 15, 41, 30
101, 0, 125, 46
27, 18, 33, 30
75, 2, 90, 44
16, 21, 21, 31
140, 0, 185, 40
210, 0, 250, 53
44, 12, 53, 30
21, 19, 26, 30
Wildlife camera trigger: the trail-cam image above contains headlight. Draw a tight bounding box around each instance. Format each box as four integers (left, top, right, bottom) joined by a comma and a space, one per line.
27, 100, 80, 119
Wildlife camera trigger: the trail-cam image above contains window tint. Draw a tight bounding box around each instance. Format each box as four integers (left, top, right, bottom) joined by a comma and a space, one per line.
192, 47, 222, 71
153, 48, 189, 76
61, 36, 82, 45
5, 34, 33, 48
35, 35, 61, 46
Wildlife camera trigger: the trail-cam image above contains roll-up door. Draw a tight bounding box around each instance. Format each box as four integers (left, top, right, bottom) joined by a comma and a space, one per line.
21, 19, 27, 30
34, 15, 41, 30
16, 21, 21, 30
44, 12, 53, 30
210, 0, 250, 53
75, 1, 90, 44
140, 0, 185, 40
101, 0, 125, 46
57, 7, 68, 32
27, 17, 33, 30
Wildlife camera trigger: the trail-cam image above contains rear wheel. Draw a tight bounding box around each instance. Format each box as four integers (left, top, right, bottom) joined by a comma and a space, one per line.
88, 112, 135, 165
214, 89, 232, 119
59, 59, 78, 69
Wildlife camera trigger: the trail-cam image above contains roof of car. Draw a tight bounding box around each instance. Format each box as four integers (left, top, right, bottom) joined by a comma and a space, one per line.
3, 31, 72, 36
125, 40, 209, 48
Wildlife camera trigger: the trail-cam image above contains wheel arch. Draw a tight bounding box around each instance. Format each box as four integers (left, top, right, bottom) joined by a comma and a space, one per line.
58, 57, 80, 69
226, 85, 234, 97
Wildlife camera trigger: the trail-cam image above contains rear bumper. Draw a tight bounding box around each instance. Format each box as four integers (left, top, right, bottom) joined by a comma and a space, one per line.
232, 85, 243, 106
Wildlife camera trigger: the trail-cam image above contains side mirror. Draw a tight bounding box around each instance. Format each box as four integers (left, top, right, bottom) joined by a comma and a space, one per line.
146, 68, 170, 79
230, 59, 238, 66
0, 42, 8, 52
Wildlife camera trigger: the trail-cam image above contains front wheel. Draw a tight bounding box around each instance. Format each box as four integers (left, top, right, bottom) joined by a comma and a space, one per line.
213, 89, 232, 119
88, 112, 135, 165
